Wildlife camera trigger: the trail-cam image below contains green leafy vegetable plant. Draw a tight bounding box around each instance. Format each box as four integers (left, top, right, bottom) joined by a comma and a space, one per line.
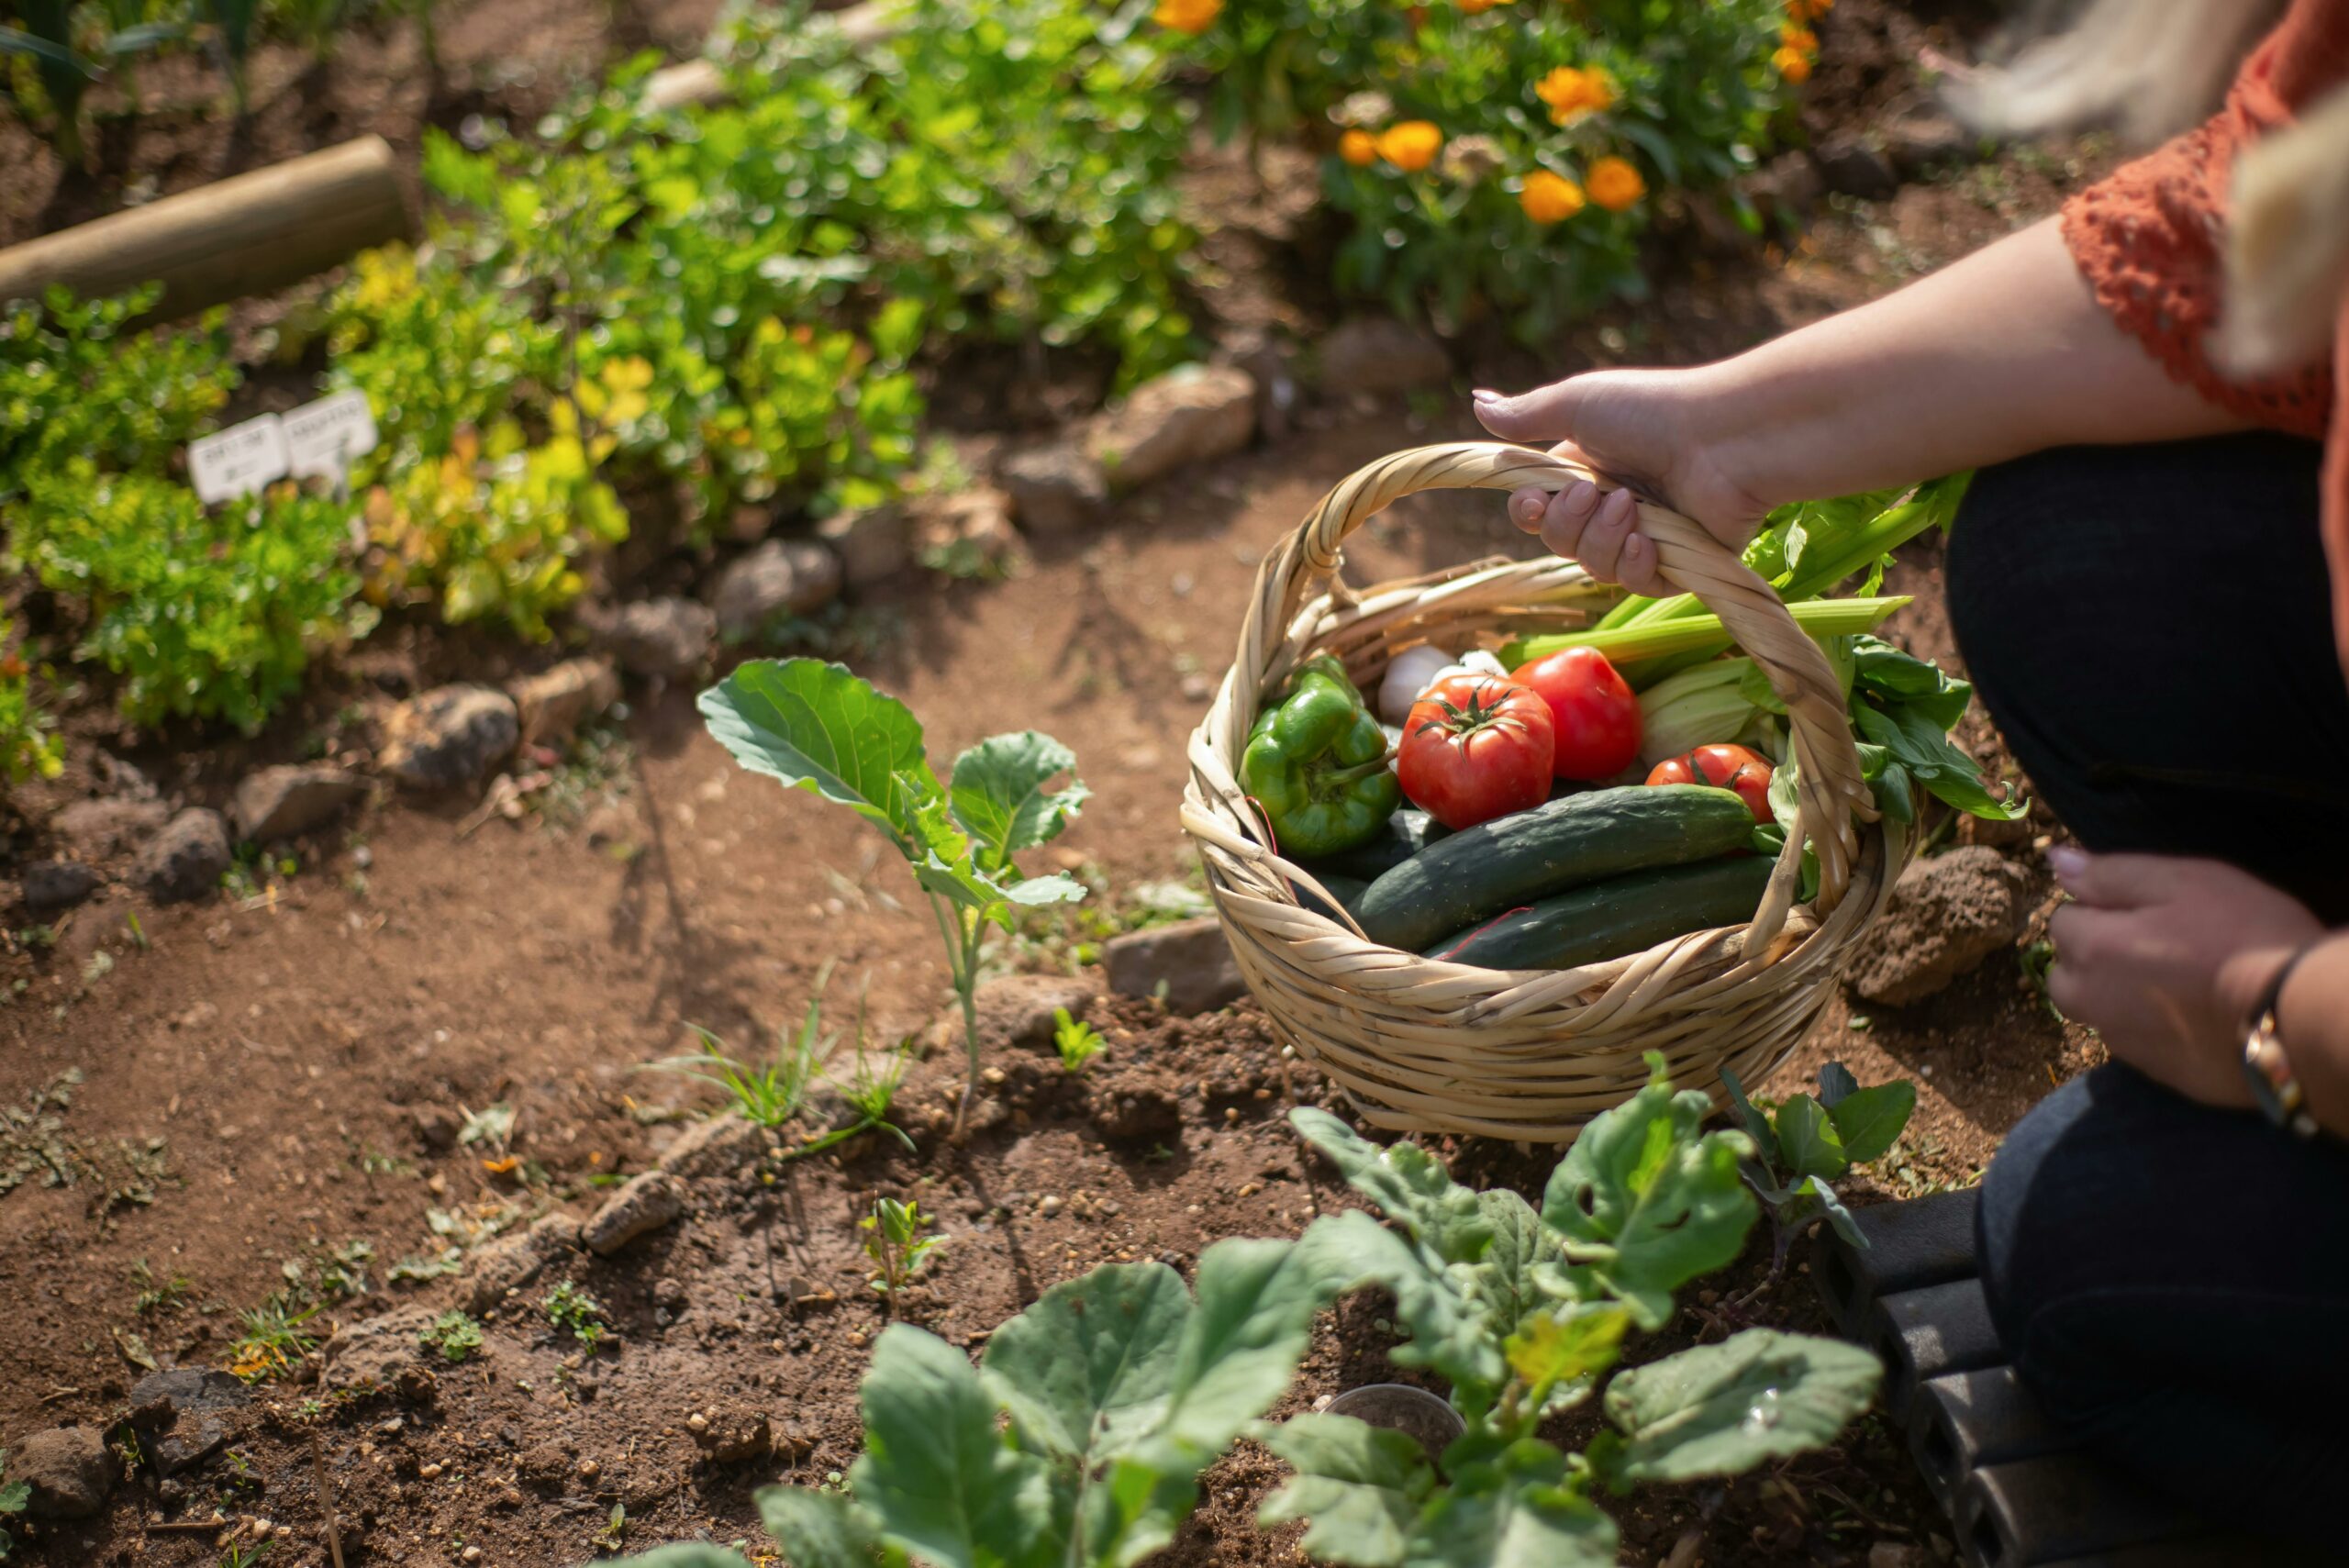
418, 1309, 484, 1364
700, 657, 1088, 1133
0, 615, 64, 788
0, 287, 237, 500
859, 1195, 940, 1319
1720, 1061, 1916, 1278
1052, 1006, 1106, 1073
544, 1280, 608, 1349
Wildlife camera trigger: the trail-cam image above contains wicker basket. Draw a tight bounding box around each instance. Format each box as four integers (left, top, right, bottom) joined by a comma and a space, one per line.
1179, 442, 1911, 1141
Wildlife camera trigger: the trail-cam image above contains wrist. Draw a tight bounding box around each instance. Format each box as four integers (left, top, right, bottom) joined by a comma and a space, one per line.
2217, 941, 2309, 1031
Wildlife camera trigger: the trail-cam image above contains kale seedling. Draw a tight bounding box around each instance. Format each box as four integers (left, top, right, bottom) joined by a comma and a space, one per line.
701, 658, 1088, 1136
418, 1310, 484, 1364
1052, 1006, 1106, 1073
1721, 1060, 1917, 1275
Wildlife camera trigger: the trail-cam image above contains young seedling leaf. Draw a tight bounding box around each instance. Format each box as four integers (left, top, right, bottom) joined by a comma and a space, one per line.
1825, 1081, 1915, 1165
1815, 1062, 1859, 1109
950, 731, 1089, 869
1403, 1461, 1619, 1568
699, 659, 939, 851
756, 1484, 899, 1568
1291, 1108, 1491, 1266
1079, 1456, 1200, 1568
1540, 1063, 1757, 1330
0, 1479, 27, 1515
1600, 1329, 1882, 1485
1716, 1066, 1777, 1157
980, 1262, 1190, 1462
1774, 1095, 1845, 1182
1153, 1238, 1335, 1462
1804, 1178, 1866, 1251
852, 1324, 1063, 1567
1502, 1304, 1631, 1402
1259, 1412, 1434, 1567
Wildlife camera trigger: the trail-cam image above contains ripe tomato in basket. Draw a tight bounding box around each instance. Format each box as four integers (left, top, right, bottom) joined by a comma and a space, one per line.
1647, 742, 1774, 825
1397, 673, 1555, 830
1510, 646, 1642, 781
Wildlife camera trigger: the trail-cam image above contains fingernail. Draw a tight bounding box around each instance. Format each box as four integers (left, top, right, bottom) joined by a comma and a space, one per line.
1472, 388, 1502, 406
2046, 844, 2087, 883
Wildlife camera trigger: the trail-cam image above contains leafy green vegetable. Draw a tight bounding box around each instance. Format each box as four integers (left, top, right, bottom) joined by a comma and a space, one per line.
1720, 1062, 1917, 1273
1598, 1329, 1883, 1485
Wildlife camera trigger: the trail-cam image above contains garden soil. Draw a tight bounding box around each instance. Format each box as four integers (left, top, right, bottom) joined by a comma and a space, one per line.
0, 3, 2116, 1562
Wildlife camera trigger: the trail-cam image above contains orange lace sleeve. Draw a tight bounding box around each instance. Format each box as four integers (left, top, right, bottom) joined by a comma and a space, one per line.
2060, 0, 2349, 439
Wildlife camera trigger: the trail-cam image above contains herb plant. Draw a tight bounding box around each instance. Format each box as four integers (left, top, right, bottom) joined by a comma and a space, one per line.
544, 1281, 608, 1349
1720, 1062, 1916, 1276
700, 658, 1088, 1133
1052, 1006, 1107, 1073
859, 1195, 941, 1319
418, 1310, 484, 1364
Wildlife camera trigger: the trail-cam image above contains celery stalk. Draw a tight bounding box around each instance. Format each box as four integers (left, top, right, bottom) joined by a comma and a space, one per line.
1503, 595, 1911, 668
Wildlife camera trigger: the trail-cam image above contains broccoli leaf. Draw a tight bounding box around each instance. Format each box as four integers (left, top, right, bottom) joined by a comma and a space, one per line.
950, 730, 1090, 871
699, 658, 940, 853
1773, 1095, 1846, 1183
1600, 1329, 1883, 1485
1291, 1107, 1491, 1267
755, 1486, 904, 1568
981, 1262, 1190, 1462
1260, 1412, 1435, 1566
1826, 1081, 1915, 1165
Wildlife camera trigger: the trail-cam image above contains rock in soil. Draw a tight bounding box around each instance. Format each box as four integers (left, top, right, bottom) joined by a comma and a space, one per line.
1086, 363, 1257, 491
1848, 847, 2031, 1006
508, 657, 620, 749
959, 973, 1103, 1055
1000, 440, 1108, 534
1316, 317, 1453, 395
688, 1399, 774, 1462
710, 539, 842, 641
319, 1303, 443, 1396
914, 488, 1022, 574
11, 1425, 113, 1518
1086, 1077, 1184, 1141
20, 860, 101, 916
52, 797, 169, 861
132, 808, 230, 904
1814, 135, 1901, 201
817, 504, 912, 588
128, 1367, 250, 1478
461, 1211, 579, 1315
230, 763, 366, 843
656, 1112, 769, 1180
580, 1170, 686, 1256
586, 596, 718, 679
1103, 916, 1245, 1015
378, 684, 521, 791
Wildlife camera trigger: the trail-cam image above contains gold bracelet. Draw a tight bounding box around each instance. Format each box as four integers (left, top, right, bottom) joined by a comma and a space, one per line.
2243, 945, 2318, 1140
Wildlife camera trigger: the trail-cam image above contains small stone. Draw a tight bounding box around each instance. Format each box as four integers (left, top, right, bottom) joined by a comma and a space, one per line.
418, 1462, 444, 1480
319, 1303, 443, 1395
1000, 441, 1108, 535
1085, 364, 1257, 491
1180, 672, 1214, 703
462, 1547, 484, 1563
1813, 136, 1900, 201
377, 684, 520, 791
1316, 317, 1452, 395
685, 1412, 709, 1434
507, 658, 620, 750
21, 860, 101, 916
710, 540, 842, 642
576, 1457, 600, 1481
1102, 916, 1245, 1016
914, 488, 1021, 574
1868, 1545, 1927, 1568
586, 597, 717, 679
230, 764, 366, 843
1848, 847, 2031, 1007
53, 797, 169, 861
12, 1426, 113, 1518
581, 1170, 686, 1256
817, 505, 912, 588
133, 808, 230, 904
1039, 1195, 1063, 1217
409, 1102, 462, 1151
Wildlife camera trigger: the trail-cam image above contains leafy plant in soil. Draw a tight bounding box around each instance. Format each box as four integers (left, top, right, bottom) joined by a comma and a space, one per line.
0, 1444, 27, 1560
700, 657, 1089, 1134
1720, 1061, 1917, 1278
543, 1281, 608, 1349
1053, 1006, 1107, 1073
860, 1195, 941, 1319
417, 1310, 484, 1364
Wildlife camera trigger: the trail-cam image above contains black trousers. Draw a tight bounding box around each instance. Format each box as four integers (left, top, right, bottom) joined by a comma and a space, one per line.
1947, 432, 2349, 1546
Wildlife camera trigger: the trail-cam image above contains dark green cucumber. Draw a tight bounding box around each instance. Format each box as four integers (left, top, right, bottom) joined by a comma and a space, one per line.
1297, 809, 1452, 881
1296, 873, 1369, 923
1353, 784, 1756, 952
1423, 855, 1773, 971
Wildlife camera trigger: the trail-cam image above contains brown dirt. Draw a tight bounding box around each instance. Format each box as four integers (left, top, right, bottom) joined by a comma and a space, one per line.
0, 2, 2126, 1563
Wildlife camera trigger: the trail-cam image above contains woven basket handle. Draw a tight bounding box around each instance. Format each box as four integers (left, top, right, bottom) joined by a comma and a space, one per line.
1235, 440, 1875, 948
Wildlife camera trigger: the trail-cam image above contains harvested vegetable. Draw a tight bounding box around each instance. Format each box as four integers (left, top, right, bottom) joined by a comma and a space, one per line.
1396, 672, 1554, 831
1377, 644, 1455, 724
1241, 656, 1402, 857
1504, 595, 1910, 674
1425, 854, 1775, 970
1510, 645, 1642, 780
1353, 783, 1755, 952
1648, 743, 1775, 825
1637, 659, 1762, 764
1297, 808, 1452, 881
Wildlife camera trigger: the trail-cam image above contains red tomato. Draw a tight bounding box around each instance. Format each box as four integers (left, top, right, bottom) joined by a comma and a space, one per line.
1646, 743, 1775, 825
1398, 673, 1555, 830
1510, 647, 1642, 781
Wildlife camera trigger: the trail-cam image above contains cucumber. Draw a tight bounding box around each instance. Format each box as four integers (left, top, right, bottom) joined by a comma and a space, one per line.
1353, 784, 1756, 952
1423, 855, 1774, 971
1296, 873, 1369, 923
1297, 809, 1452, 881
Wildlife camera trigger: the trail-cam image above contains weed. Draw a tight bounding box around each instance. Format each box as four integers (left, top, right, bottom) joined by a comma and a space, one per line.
598, 1501, 628, 1549
544, 1281, 607, 1349
0, 1447, 32, 1559
418, 1310, 484, 1364
2021, 938, 2065, 1022
644, 969, 835, 1131
228, 1295, 320, 1383
217, 1540, 271, 1567
129, 1258, 192, 1315
860, 1196, 941, 1319
1051, 1006, 1105, 1074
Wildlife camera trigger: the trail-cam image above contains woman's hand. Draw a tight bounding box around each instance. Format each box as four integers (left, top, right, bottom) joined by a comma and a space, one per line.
1473, 367, 1772, 596
2046, 846, 2324, 1107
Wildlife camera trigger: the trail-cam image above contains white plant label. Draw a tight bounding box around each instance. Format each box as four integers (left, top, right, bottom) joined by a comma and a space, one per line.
186, 415, 290, 505
283, 390, 379, 480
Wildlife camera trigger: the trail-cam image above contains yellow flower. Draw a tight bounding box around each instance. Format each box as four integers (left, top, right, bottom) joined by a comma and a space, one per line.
1340, 128, 1379, 167
1519, 170, 1586, 225
1780, 21, 1818, 50
1153, 0, 1220, 34
1773, 43, 1813, 83
1535, 65, 1617, 126
1586, 155, 1645, 211
1376, 120, 1444, 173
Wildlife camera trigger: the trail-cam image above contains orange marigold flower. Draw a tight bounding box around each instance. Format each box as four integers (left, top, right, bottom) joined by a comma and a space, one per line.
1340, 128, 1379, 167
1520, 170, 1586, 225
1773, 43, 1813, 83
1376, 120, 1444, 172
1780, 21, 1818, 50
1787, 0, 1833, 18
1153, 0, 1221, 34
1535, 65, 1617, 126
1586, 155, 1645, 211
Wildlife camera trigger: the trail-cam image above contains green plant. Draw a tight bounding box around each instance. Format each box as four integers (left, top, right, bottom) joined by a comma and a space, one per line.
827, 1018, 916, 1156
0, 1, 183, 164
700, 658, 1088, 1134
0, 288, 238, 499
418, 1309, 484, 1364
217, 1542, 271, 1568
544, 1280, 607, 1349
192, 0, 260, 112
1052, 1006, 1106, 1073
1720, 1062, 1916, 1279
129, 1257, 192, 1315
643, 970, 835, 1131
0, 1445, 28, 1560
227, 1293, 320, 1383
859, 1195, 940, 1318
0, 613, 64, 787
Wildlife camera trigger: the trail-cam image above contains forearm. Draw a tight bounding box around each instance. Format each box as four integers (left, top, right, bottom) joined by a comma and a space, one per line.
1692, 217, 2254, 509
2276, 935, 2349, 1137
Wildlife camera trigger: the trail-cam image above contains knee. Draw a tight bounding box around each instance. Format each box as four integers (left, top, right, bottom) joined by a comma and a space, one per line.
1943, 450, 2091, 680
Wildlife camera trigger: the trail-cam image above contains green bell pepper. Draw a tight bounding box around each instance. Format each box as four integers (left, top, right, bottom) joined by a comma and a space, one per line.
1241, 655, 1401, 857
